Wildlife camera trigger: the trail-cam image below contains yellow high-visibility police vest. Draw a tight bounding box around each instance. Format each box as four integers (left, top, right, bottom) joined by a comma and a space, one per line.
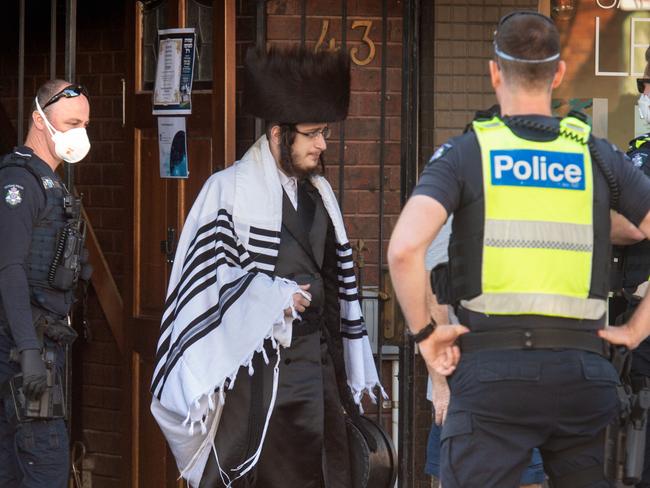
461, 116, 606, 320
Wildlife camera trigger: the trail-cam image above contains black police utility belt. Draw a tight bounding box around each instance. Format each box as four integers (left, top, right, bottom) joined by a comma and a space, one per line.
458, 328, 610, 358
0, 153, 87, 298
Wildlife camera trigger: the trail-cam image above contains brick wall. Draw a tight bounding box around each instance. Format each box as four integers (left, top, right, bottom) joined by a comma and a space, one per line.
235, 0, 257, 158
428, 1, 539, 149
75, 3, 128, 486
417, 2, 540, 486
0, 3, 128, 487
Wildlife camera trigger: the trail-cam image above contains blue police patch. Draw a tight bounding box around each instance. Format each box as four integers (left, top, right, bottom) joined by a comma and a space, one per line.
41, 177, 55, 189
4, 184, 24, 207
632, 153, 647, 168
490, 149, 585, 190
428, 143, 452, 165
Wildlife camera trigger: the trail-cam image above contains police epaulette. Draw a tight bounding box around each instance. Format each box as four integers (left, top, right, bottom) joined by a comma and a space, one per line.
567, 109, 589, 124
629, 133, 650, 152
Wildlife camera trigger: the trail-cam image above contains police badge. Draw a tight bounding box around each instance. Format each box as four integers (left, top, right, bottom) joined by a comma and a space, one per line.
632, 153, 646, 169
4, 185, 23, 207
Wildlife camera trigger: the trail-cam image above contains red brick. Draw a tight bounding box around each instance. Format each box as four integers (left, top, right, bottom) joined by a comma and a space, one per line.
101, 30, 125, 51
101, 164, 125, 187
90, 98, 114, 119
101, 121, 125, 141
78, 75, 101, 97
344, 118, 381, 141
388, 18, 402, 42
386, 68, 401, 92
86, 319, 119, 343
344, 166, 379, 190
91, 53, 114, 74
267, 16, 302, 41
102, 75, 123, 96
81, 334, 121, 365
90, 476, 124, 488
83, 385, 123, 410
101, 208, 126, 230
113, 53, 126, 73
105, 253, 124, 276
92, 453, 123, 477
345, 215, 379, 239
78, 164, 103, 186
81, 407, 122, 432
73, 54, 91, 75
82, 363, 122, 388
267, 0, 301, 15
351, 67, 380, 92
24, 55, 47, 77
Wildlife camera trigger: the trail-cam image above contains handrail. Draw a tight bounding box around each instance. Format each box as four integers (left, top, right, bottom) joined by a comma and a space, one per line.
83, 207, 125, 354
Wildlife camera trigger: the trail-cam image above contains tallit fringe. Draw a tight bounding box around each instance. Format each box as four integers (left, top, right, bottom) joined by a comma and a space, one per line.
180, 300, 290, 438
350, 382, 389, 413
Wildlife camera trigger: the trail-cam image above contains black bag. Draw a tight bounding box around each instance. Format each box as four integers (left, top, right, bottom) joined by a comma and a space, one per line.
346, 415, 397, 488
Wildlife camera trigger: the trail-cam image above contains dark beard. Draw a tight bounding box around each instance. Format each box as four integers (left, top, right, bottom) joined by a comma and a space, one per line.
280, 152, 325, 180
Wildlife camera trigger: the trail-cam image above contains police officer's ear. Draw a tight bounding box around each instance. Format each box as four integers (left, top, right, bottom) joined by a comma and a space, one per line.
551, 60, 567, 90
489, 60, 502, 91
31, 110, 47, 132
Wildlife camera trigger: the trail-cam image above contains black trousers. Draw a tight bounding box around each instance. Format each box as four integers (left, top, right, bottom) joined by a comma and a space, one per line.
200, 330, 352, 488
440, 349, 619, 488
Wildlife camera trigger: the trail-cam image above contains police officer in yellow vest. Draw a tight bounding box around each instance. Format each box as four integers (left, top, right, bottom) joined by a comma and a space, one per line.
388, 11, 650, 488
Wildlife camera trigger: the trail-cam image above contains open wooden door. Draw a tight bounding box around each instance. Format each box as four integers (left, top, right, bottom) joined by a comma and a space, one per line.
126, 1, 235, 486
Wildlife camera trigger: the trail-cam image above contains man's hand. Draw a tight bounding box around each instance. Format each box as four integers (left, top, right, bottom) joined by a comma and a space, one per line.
598, 324, 643, 350
418, 324, 470, 376
19, 349, 47, 400
284, 284, 311, 317
431, 372, 450, 425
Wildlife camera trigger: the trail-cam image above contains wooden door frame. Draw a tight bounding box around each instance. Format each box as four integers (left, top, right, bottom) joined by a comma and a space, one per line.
123, 1, 236, 486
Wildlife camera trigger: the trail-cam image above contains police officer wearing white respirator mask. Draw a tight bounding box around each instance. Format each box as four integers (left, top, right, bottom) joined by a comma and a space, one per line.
0, 79, 92, 487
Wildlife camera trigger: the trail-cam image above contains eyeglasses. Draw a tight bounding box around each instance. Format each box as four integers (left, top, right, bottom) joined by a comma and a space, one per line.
41, 84, 89, 110
294, 126, 331, 140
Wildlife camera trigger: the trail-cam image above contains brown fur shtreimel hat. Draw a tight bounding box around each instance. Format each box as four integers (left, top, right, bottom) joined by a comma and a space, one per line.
243, 46, 351, 124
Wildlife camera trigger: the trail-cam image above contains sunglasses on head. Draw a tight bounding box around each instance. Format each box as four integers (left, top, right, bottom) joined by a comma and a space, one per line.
496, 10, 555, 31
494, 11, 559, 64
41, 84, 89, 110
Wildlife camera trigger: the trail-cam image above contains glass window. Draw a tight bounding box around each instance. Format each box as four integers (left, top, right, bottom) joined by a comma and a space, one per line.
140, 0, 167, 91
187, 0, 213, 88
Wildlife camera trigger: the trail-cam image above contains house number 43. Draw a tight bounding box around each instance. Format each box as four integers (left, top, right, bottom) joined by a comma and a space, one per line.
315, 19, 376, 66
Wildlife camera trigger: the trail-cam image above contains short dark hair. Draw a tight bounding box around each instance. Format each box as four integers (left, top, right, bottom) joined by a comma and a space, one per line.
494, 12, 560, 90
29, 79, 72, 128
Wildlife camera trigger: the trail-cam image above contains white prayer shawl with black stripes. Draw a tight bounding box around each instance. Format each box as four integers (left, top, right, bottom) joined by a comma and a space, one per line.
150, 135, 380, 487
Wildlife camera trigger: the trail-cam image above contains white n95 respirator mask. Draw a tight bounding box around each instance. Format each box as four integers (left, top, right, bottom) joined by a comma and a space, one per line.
639, 94, 650, 122
34, 97, 90, 163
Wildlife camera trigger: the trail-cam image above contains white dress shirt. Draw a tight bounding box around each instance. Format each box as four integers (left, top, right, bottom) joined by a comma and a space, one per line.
278, 169, 299, 210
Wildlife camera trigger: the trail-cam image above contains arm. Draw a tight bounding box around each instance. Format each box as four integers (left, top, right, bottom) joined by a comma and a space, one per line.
388, 195, 468, 375
611, 211, 645, 245
601, 209, 650, 348
0, 167, 48, 399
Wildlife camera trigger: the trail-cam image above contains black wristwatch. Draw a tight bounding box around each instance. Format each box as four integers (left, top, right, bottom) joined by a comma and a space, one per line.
410, 321, 436, 343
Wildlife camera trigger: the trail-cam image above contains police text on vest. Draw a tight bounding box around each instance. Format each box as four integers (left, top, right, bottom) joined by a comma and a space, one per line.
490, 149, 585, 190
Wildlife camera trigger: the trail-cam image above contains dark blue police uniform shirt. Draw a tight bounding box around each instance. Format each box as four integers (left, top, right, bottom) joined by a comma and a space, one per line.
413, 115, 650, 331
0, 146, 55, 352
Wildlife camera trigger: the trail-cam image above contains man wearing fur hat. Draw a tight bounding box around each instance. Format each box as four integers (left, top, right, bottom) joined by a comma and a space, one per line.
150, 47, 381, 488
